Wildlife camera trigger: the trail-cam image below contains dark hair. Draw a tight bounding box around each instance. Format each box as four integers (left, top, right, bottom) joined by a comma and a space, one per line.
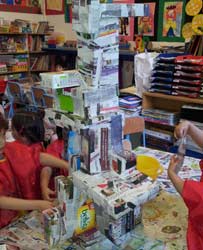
0, 113, 8, 131
12, 112, 45, 143
56, 126, 63, 140
55, 56, 65, 68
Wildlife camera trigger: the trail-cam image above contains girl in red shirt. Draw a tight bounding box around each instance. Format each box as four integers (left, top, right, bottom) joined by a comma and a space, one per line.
168, 120, 203, 250
4, 112, 69, 200
0, 114, 53, 228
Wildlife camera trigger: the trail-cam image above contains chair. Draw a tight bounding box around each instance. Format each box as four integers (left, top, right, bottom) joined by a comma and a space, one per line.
6, 81, 25, 118
123, 116, 146, 148
31, 86, 46, 108
43, 94, 54, 108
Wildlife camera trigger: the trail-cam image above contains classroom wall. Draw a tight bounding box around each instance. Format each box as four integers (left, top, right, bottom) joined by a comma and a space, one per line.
46, 15, 76, 40
0, 0, 76, 41
0, 11, 76, 41
0, 11, 45, 23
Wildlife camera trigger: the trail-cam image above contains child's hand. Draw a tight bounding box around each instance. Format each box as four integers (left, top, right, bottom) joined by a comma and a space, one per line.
168, 155, 180, 176
42, 187, 56, 201
38, 200, 53, 211
174, 121, 190, 139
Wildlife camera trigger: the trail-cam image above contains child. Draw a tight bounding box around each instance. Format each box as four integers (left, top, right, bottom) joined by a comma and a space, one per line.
4, 112, 69, 200
55, 56, 65, 72
41, 126, 68, 201
0, 114, 53, 228
168, 120, 203, 250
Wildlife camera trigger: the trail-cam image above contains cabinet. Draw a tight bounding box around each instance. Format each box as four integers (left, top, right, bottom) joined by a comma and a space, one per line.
0, 33, 50, 80
142, 91, 203, 157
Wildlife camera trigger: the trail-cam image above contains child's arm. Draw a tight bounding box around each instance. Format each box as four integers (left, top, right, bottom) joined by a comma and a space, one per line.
0, 196, 53, 211
167, 155, 184, 194
40, 152, 68, 170
41, 167, 56, 201
175, 121, 203, 148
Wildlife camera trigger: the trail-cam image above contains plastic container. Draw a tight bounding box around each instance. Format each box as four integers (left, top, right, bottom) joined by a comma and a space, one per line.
136, 155, 164, 180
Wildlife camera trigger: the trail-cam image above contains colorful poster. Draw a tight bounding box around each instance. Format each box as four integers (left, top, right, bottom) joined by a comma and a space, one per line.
47, 0, 63, 11
45, 0, 64, 15
114, 0, 134, 41
137, 3, 156, 36
162, 1, 183, 37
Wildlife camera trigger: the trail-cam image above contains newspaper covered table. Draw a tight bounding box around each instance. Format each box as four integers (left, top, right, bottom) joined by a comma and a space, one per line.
0, 147, 201, 250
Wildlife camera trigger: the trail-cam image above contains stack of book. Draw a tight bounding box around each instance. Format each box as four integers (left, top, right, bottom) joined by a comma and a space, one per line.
149, 53, 178, 95
150, 54, 203, 98
142, 108, 178, 151
172, 55, 203, 98
145, 126, 174, 151
119, 95, 142, 115
142, 108, 179, 126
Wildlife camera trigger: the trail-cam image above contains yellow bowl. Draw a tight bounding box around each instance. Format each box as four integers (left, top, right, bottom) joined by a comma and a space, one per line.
136, 155, 163, 180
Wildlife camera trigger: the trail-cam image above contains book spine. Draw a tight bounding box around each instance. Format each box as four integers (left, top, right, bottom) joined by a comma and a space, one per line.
100, 127, 109, 171
145, 129, 173, 142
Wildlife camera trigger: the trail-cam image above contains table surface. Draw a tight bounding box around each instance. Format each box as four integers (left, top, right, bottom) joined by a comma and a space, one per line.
0, 147, 201, 250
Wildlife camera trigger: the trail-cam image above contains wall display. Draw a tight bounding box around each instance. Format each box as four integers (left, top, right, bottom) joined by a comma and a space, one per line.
45, 0, 64, 15
0, 0, 40, 12
113, 0, 135, 41
134, 0, 158, 41
157, 0, 186, 42
185, 0, 202, 16
183, 0, 203, 38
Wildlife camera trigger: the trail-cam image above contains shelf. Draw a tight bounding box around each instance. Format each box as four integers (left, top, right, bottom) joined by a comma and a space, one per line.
0, 32, 51, 78
143, 92, 203, 105
143, 92, 203, 112
31, 70, 49, 72
0, 71, 28, 75
0, 33, 50, 36
42, 46, 137, 63
29, 51, 46, 54
0, 51, 28, 55
42, 46, 77, 56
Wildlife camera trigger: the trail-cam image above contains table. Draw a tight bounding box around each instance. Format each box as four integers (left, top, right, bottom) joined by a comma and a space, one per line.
0, 147, 201, 250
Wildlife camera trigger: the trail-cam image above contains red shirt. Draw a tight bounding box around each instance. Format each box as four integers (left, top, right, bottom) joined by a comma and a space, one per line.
46, 139, 68, 190
0, 158, 19, 228
182, 180, 203, 250
4, 141, 44, 200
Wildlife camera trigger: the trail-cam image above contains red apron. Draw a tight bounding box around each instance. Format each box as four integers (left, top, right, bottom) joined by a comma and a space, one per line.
4, 141, 43, 199
0, 158, 19, 228
46, 139, 68, 190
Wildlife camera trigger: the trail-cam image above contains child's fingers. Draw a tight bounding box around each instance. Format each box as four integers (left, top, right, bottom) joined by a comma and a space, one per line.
49, 190, 56, 195
168, 155, 179, 172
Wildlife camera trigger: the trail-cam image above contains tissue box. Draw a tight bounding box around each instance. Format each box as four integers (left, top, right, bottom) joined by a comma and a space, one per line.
40, 70, 83, 89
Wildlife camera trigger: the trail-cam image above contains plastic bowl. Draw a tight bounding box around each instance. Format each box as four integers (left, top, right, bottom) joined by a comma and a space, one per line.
136, 155, 164, 180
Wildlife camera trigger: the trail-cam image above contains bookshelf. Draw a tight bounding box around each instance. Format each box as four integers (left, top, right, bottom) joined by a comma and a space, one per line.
142, 91, 203, 154
142, 92, 203, 111
0, 32, 50, 79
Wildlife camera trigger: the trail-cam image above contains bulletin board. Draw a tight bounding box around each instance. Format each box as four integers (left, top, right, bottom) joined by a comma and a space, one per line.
0, 0, 41, 13
45, 0, 65, 15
